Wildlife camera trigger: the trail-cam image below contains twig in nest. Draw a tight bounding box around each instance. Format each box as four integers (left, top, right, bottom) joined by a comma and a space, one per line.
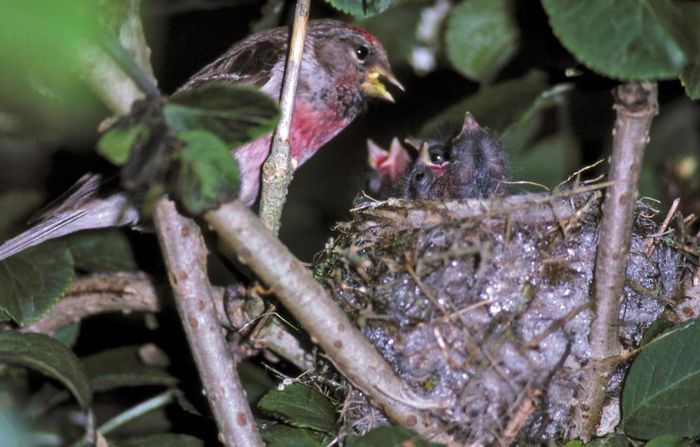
644, 197, 680, 257
498, 384, 543, 447
405, 255, 449, 316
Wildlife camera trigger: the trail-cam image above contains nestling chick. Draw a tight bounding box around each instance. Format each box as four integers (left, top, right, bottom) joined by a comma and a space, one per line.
364, 112, 507, 200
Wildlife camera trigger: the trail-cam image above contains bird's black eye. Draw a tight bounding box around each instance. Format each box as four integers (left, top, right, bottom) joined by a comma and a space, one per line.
355, 45, 369, 61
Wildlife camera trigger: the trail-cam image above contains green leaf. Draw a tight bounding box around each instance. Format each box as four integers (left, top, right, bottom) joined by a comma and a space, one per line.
640, 320, 676, 347
0, 0, 103, 135
681, 62, 700, 100
82, 345, 178, 392
97, 125, 147, 166
622, 319, 700, 439
510, 132, 579, 189
54, 322, 81, 348
0, 407, 32, 447
359, 2, 428, 67
587, 433, 630, 446
346, 427, 443, 447
166, 83, 279, 147
646, 99, 700, 166
541, 0, 685, 80
261, 425, 325, 447
66, 229, 138, 272
110, 434, 204, 447
564, 441, 584, 447
644, 435, 696, 447
676, 2, 700, 99
0, 241, 73, 326
238, 360, 276, 404
0, 332, 91, 408
445, 0, 519, 82
258, 383, 337, 434
419, 70, 548, 138
499, 83, 574, 155
170, 130, 240, 215
324, 0, 392, 18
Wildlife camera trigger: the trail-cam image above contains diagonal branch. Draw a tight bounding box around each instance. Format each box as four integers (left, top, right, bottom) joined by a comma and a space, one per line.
570, 81, 658, 441
205, 201, 456, 445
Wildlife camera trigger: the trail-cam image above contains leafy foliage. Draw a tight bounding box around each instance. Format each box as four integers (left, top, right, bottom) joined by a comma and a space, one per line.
586, 433, 630, 447
622, 319, 700, 439
541, 0, 686, 80
419, 70, 549, 137
261, 424, 327, 447
258, 383, 337, 434
644, 435, 697, 447
0, 332, 91, 409
0, 241, 73, 326
109, 434, 204, 447
96, 84, 279, 216
66, 229, 138, 272
166, 83, 279, 147
82, 345, 178, 392
98, 125, 149, 166
170, 130, 241, 215
324, 0, 393, 18
0, 0, 103, 134
346, 427, 443, 446
445, 0, 519, 82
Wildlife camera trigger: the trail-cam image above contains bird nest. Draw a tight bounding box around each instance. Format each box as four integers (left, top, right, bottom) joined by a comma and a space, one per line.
313, 187, 698, 445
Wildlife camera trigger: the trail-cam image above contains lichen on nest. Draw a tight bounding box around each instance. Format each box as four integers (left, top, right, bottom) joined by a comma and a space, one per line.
313, 188, 696, 445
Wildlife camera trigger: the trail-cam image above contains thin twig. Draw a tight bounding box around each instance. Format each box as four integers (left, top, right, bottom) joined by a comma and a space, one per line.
570, 81, 658, 441
70, 390, 176, 447
205, 202, 456, 445
644, 197, 680, 256
154, 199, 263, 447
258, 0, 310, 234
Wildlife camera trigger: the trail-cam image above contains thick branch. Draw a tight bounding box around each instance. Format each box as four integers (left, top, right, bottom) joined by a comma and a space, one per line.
205, 202, 455, 445
153, 198, 262, 447
258, 0, 310, 234
571, 82, 658, 441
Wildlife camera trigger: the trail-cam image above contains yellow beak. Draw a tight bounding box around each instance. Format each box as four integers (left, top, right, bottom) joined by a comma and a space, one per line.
361, 65, 404, 103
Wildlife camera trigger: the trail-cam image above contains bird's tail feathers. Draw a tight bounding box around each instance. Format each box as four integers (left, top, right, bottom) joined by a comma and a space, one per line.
0, 175, 140, 262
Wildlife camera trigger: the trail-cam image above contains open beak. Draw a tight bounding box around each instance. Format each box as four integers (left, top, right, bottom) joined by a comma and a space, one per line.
361, 65, 404, 103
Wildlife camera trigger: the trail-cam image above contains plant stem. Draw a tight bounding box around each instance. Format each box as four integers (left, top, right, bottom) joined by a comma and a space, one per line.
258, 0, 310, 234
570, 81, 658, 441
70, 390, 176, 447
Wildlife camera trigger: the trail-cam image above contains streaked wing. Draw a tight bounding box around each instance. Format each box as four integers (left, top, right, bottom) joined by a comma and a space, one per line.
178, 30, 287, 92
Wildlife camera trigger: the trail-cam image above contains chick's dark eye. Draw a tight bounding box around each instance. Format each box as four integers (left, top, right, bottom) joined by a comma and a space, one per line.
355, 45, 368, 61
429, 147, 450, 164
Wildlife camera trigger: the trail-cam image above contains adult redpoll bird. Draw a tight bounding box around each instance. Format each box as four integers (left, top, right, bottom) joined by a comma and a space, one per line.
0, 19, 401, 261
